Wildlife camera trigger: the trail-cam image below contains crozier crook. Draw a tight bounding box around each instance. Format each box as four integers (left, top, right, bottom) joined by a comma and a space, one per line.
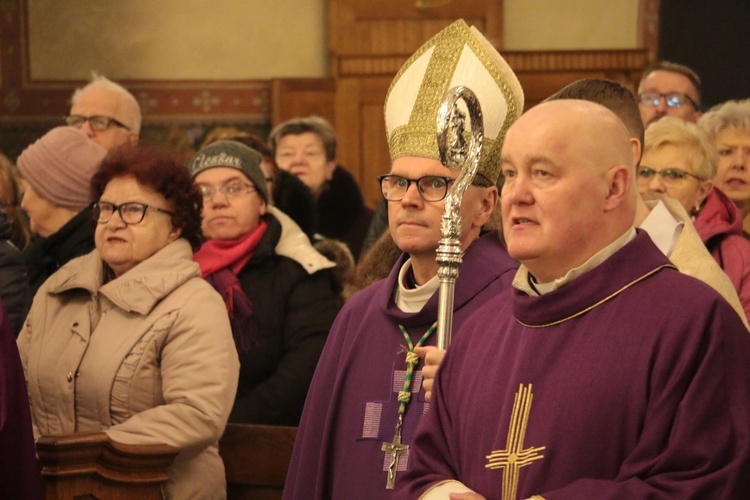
435, 85, 484, 349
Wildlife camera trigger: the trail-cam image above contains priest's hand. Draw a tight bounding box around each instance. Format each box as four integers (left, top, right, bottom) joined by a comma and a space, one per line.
449, 493, 486, 499
415, 346, 446, 403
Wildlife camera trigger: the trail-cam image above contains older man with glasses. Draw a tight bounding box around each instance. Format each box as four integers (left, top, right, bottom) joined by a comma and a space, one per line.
67, 73, 141, 150
637, 60, 703, 127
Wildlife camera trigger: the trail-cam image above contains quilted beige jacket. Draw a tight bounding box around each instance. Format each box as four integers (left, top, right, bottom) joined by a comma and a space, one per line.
18, 238, 239, 499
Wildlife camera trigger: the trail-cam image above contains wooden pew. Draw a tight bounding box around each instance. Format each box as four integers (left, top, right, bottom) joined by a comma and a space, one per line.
219, 424, 298, 500
36, 432, 178, 500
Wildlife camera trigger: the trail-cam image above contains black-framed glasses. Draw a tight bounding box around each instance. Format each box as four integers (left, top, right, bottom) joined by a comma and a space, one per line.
636, 166, 703, 187
197, 182, 256, 200
637, 92, 699, 109
65, 115, 131, 132
93, 201, 174, 225
377, 174, 454, 202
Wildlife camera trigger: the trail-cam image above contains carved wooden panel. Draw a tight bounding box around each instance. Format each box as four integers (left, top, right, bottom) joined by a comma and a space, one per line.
37, 432, 177, 500
506, 49, 649, 107
329, 0, 503, 77
334, 76, 392, 208
271, 78, 336, 127
219, 423, 297, 500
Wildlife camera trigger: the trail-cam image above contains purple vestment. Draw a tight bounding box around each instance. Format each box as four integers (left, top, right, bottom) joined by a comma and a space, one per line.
284, 232, 517, 499
397, 231, 750, 499
1, 300, 41, 498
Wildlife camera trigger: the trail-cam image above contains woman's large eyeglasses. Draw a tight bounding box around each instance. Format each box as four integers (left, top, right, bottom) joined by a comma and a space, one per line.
65, 115, 131, 132
377, 174, 454, 202
637, 92, 698, 110
636, 166, 703, 187
93, 201, 174, 225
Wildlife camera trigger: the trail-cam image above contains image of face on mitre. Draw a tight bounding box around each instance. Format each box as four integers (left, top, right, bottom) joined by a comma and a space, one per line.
384, 19, 524, 184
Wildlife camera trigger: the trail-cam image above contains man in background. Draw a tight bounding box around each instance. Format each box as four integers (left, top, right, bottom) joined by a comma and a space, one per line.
638, 61, 703, 126
67, 74, 141, 150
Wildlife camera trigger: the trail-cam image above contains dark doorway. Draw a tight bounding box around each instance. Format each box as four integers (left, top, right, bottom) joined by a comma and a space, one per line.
659, 0, 750, 108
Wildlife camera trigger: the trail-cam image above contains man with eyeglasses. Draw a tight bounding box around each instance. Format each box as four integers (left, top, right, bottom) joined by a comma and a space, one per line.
67, 74, 141, 151
284, 20, 523, 498
637, 61, 703, 127
188, 140, 340, 427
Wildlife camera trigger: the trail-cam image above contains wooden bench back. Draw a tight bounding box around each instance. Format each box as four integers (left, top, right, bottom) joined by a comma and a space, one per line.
219, 423, 298, 500
36, 432, 177, 500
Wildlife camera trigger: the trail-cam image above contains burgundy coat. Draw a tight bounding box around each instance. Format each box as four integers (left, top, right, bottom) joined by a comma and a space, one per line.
694, 187, 750, 322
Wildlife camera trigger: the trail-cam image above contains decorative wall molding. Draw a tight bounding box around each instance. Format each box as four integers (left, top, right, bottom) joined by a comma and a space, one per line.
0, 0, 271, 126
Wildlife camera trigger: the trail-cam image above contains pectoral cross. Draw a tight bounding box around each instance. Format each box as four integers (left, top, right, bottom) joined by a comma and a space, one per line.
382, 415, 409, 489
486, 384, 545, 500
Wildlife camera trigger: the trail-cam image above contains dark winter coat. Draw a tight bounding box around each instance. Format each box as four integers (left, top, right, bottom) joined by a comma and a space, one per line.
274, 169, 316, 239
230, 213, 341, 425
0, 210, 29, 335
23, 208, 95, 298
316, 166, 373, 260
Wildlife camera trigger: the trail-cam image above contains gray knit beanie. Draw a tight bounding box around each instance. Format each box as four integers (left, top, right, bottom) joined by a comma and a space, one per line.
187, 140, 268, 203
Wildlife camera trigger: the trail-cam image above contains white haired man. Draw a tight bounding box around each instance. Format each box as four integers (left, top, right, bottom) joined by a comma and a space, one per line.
67, 74, 141, 150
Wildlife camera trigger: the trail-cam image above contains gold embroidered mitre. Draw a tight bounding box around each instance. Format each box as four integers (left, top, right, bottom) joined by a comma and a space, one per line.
384, 19, 524, 184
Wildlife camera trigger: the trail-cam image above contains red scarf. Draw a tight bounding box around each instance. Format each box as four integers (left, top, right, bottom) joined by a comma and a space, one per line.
194, 221, 268, 352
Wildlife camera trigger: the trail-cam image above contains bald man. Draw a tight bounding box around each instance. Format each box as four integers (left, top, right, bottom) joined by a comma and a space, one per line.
418, 80, 744, 407
397, 100, 750, 499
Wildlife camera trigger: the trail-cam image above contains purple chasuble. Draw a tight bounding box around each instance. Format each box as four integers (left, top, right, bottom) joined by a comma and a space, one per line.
284, 232, 517, 499
1, 300, 42, 498
397, 230, 750, 499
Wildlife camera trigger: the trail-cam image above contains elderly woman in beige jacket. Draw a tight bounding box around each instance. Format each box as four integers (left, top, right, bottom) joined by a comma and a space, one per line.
17, 144, 239, 499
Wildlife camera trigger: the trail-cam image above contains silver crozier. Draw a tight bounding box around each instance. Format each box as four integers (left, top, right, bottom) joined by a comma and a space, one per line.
435, 86, 484, 350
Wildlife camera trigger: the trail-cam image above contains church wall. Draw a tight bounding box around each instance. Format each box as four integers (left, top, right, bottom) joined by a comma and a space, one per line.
26, 0, 639, 81
1, 0, 642, 160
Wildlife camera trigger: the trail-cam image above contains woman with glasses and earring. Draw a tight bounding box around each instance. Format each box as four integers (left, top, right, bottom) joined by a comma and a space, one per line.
189, 140, 340, 426
638, 116, 750, 322
17, 144, 240, 499
17, 127, 108, 298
